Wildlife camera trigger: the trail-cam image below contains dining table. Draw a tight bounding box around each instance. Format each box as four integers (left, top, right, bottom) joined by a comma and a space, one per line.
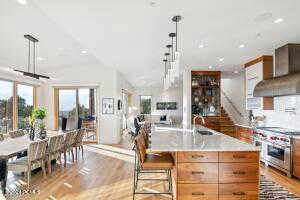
0, 131, 62, 194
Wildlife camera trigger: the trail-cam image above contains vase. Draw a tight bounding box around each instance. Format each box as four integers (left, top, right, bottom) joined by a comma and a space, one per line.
29, 127, 35, 141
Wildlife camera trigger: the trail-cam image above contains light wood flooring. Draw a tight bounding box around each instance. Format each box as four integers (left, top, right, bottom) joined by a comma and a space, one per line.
4, 144, 300, 199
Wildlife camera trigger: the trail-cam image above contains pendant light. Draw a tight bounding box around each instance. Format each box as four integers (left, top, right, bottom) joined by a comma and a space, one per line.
168, 33, 176, 84
13, 34, 50, 79
172, 16, 182, 81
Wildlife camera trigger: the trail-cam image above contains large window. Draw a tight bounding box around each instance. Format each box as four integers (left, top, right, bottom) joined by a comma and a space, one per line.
17, 84, 34, 129
57, 88, 97, 142
0, 80, 36, 134
140, 95, 151, 114
0, 80, 14, 133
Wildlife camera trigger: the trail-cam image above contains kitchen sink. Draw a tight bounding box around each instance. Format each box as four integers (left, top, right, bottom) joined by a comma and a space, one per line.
196, 130, 215, 135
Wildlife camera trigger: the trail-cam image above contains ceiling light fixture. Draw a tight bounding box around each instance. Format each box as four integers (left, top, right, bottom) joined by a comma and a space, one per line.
274, 18, 283, 23
199, 44, 205, 48
13, 34, 50, 79
37, 57, 44, 61
234, 70, 239, 74
208, 66, 212, 69
219, 58, 224, 62
16, 0, 27, 5
239, 44, 245, 48
81, 50, 87, 54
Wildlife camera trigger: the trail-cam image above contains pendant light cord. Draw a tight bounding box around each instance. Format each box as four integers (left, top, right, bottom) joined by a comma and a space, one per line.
28, 39, 30, 72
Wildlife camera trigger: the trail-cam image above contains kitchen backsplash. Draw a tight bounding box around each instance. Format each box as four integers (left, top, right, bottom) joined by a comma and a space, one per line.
253, 96, 300, 130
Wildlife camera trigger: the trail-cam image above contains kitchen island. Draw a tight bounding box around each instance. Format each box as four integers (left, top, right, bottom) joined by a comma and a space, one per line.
151, 125, 260, 200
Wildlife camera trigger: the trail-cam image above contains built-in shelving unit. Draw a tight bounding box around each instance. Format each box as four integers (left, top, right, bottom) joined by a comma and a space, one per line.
191, 71, 221, 118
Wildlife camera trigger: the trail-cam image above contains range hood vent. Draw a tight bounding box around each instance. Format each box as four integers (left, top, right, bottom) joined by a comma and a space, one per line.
253, 44, 300, 97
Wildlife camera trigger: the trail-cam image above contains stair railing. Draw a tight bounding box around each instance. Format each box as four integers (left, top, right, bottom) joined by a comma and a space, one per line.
221, 90, 244, 119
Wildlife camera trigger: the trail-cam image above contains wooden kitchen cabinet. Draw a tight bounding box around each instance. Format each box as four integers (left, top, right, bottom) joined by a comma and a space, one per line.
244, 56, 274, 110
293, 137, 300, 179
235, 125, 253, 144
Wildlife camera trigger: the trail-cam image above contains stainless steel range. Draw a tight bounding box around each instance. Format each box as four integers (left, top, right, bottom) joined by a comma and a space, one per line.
253, 127, 300, 177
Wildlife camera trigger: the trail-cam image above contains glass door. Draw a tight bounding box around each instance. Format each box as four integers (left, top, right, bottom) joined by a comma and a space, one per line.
58, 89, 77, 130
17, 84, 34, 130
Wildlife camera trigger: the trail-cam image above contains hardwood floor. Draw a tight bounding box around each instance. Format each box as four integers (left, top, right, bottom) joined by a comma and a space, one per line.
4, 145, 300, 199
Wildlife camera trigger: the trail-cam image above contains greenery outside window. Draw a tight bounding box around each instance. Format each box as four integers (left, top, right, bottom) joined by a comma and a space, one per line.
140, 95, 151, 114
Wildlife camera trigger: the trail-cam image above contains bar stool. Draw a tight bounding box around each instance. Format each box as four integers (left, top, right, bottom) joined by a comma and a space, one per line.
133, 134, 174, 200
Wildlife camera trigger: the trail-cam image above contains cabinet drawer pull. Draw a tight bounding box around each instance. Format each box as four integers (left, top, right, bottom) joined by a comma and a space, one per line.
233, 192, 246, 196
233, 155, 246, 158
192, 155, 204, 158
192, 171, 204, 175
233, 171, 246, 175
192, 192, 204, 196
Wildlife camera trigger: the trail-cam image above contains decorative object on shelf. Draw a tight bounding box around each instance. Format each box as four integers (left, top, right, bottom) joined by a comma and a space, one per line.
118, 99, 122, 110
102, 98, 114, 114
30, 108, 47, 140
13, 34, 50, 79
163, 15, 182, 90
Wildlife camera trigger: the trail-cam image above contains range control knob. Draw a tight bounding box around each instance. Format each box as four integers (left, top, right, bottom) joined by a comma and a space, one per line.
280, 138, 289, 142
270, 136, 278, 140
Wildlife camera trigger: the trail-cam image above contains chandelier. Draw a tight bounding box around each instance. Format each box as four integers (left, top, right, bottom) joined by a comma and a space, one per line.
163, 15, 182, 90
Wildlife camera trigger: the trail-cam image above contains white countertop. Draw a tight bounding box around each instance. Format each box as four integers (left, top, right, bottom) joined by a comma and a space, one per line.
150, 124, 259, 152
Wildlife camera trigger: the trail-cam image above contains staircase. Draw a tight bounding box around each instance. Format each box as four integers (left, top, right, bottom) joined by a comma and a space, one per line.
219, 107, 236, 137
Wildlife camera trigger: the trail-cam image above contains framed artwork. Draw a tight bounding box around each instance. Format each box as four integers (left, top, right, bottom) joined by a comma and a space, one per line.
102, 98, 114, 114
166, 102, 177, 110
156, 102, 166, 110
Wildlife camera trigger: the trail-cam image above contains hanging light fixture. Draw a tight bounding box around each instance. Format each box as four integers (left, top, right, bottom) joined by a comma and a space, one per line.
164, 52, 170, 90
168, 33, 176, 84
163, 58, 168, 90
13, 34, 50, 79
172, 16, 182, 81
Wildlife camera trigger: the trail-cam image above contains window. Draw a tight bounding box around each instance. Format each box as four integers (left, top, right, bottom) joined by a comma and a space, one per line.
58, 89, 77, 129
17, 84, 34, 129
0, 80, 14, 133
140, 95, 151, 114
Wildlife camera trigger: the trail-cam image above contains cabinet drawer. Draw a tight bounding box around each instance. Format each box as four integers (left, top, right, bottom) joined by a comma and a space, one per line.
219, 152, 259, 163
178, 163, 218, 183
178, 184, 218, 200
219, 163, 259, 183
219, 183, 259, 200
177, 152, 218, 163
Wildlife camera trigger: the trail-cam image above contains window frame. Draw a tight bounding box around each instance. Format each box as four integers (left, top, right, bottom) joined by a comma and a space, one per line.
0, 78, 37, 132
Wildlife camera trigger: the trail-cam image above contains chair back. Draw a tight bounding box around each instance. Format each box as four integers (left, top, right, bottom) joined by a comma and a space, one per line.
75, 129, 85, 145
8, 130, 25, 138
28, 140, 48, 162
64, 130, 77, 148
0, 134, 4, 141
140, 130, 149, 148
48, 134, 64, 154
134, 135, 146, 164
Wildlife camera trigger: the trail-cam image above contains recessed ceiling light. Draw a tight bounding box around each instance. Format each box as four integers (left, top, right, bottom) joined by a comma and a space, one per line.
219, 58, 224, 62
81, 50, 87, 54
208, 66, 212, 69
37, 57, 44, 61
234, 70, 239, 74
274, 18, 283, 23
15, 0, 27, 5
239, 44, 245, 48
199, 44, 205, 48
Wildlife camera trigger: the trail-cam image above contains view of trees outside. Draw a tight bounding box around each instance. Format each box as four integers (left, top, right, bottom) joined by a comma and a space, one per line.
0, 80, 14, 133
17, 84, 34, 129
140, 95, 151, 114
58, 88, 96, 129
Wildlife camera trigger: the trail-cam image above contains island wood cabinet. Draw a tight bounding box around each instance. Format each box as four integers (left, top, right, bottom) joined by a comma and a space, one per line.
245, 56, 274, 110
235, 125, 253, 144
293, 137, 300, 179
175, 151, 260, 200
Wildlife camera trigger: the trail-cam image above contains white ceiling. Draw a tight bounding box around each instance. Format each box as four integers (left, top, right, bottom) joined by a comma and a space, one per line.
1, 0, 300, 87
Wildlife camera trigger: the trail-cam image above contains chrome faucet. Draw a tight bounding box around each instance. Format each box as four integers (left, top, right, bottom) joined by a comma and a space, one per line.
193, 114, 205, 125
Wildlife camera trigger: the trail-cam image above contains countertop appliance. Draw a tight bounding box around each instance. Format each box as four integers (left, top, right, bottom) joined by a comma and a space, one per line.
253, 127, 300, 177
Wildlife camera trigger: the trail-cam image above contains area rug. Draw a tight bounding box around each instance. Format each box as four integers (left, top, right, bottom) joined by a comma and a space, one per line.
4, 184, 40, 200
260, 175, 300, 200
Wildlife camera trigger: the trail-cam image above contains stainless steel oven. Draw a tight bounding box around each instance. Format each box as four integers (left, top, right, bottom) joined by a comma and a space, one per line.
265, 141, 291, 173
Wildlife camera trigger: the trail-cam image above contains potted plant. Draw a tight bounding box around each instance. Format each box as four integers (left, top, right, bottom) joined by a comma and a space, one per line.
30, 108, 47, 139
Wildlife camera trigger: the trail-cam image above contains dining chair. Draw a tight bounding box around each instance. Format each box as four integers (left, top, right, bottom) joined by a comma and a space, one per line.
8, 130, 26, 138
62, 130, 77, 167
47, 134, 64, 174
7, 139, 48, 187
73, 128, 86, 160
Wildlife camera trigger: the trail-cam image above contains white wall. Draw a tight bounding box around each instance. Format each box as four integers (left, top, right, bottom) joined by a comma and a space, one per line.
132, 85, 183, 123
221, 72, 249, 124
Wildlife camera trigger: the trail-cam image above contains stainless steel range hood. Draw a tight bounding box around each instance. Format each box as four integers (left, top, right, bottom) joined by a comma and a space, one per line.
253, 44, 300, 97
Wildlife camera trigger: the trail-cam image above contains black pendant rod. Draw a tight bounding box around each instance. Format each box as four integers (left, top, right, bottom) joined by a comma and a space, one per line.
163, 59, 167, 77
33, 42, 36, 74
28, 39, 30, 73
172, 16, 182, 52
169, 33, 176, 61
